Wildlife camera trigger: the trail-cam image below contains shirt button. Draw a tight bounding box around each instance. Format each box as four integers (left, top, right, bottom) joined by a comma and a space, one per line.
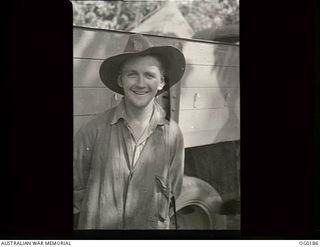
86, 147, 90, 151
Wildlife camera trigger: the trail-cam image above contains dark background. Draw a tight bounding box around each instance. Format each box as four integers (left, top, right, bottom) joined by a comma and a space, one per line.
1, 0, 319, 239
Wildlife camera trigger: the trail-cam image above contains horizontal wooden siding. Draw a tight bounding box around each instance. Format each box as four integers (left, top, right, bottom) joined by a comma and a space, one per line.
73, 27, 239, 147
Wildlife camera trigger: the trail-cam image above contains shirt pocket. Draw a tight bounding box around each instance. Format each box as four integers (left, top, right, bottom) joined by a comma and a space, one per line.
155, 175, 171, 222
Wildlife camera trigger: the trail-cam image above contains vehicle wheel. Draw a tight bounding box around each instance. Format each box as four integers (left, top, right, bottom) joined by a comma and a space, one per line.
170, 176, 227, 229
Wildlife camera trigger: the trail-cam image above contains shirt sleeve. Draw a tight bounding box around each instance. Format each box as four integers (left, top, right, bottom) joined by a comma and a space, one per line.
73, 125, 95, 214
168, 122, 185, 201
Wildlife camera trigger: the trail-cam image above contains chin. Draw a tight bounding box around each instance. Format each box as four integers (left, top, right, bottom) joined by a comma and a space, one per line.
129, 98, 154, 109
131, 101, 152, 109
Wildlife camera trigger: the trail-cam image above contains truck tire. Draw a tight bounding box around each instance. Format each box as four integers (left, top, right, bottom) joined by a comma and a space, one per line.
170, 176, 227, 229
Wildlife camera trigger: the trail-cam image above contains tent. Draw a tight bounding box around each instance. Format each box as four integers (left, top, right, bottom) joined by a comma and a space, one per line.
131, 2, 194, 39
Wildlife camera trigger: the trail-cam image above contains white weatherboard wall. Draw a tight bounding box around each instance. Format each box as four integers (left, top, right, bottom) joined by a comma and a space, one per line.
179, 40, 239, 147
73, 27, 240, 148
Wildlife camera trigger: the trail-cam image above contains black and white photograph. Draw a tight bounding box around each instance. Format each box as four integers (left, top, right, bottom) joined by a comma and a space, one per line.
72, 0, 240, 230
2, 0, 320, 241
3, 0, 320, 241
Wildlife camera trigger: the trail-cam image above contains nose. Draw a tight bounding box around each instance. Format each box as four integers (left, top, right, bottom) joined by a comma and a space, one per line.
135, 74, 146, 88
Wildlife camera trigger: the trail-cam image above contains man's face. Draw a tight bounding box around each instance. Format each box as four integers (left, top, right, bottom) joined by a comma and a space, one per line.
118, 55, 165, 109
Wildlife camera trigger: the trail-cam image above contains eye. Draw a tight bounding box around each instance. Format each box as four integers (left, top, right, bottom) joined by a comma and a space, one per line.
126, 71, 137, 78
145, 72, 156, 79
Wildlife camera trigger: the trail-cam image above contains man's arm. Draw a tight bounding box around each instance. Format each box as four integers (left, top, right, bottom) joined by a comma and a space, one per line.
73, 126, 94, 216
168, 122, 185, 201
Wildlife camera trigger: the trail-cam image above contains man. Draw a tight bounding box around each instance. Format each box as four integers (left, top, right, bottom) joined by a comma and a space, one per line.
73, 33, 186, 229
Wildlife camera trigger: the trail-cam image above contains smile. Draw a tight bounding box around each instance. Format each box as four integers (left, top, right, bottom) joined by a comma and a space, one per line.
132, 90, 149, 95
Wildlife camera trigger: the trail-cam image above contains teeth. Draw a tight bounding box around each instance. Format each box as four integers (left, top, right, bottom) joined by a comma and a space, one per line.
133, 91, 148, 95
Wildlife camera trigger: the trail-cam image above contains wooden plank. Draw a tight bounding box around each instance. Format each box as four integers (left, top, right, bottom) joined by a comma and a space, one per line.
178, 108, 240, 133
179, 87, 239, 110
182, 41, 239, 66
181, 64, 239, 88
73, 58, 105, 88
73, 28, 239, 67
183, 127, 240, 148
73, 88, 114, 115
74, 115, 96, 135
226, 88, 240, 109
180, 87, 225, 110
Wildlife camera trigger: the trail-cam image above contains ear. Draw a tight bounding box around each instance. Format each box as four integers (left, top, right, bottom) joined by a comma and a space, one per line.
157, 80, 165, 91
117, 75, 123, 87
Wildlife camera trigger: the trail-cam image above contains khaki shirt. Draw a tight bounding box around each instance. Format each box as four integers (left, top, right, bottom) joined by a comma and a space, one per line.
73, 100, 184, 229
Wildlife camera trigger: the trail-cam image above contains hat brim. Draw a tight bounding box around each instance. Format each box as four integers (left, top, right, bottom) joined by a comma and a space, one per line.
99, 46, 186, 96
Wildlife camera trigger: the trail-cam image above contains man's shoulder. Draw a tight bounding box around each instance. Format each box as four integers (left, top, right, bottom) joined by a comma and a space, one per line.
163, 119, 183, 139
161, 119, 184, 152
165, 118, 181, 129
75, 107, 116, 135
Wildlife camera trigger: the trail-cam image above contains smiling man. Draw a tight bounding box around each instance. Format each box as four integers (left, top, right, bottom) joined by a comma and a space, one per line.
73, 34, 186, 229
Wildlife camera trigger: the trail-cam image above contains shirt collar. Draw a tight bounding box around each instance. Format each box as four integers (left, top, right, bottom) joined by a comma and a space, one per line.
110, 99, 167, 126
110, 99, 127, 125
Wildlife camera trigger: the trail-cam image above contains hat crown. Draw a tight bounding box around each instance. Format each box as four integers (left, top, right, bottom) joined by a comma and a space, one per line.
124, 34, 154, 53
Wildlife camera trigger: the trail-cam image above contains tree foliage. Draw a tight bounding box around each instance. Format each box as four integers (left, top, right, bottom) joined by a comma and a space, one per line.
72, 0, 239, 34
180, 0, 239, 32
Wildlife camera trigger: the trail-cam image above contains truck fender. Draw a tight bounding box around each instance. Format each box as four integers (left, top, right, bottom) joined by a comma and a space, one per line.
170, 176, 227, 229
